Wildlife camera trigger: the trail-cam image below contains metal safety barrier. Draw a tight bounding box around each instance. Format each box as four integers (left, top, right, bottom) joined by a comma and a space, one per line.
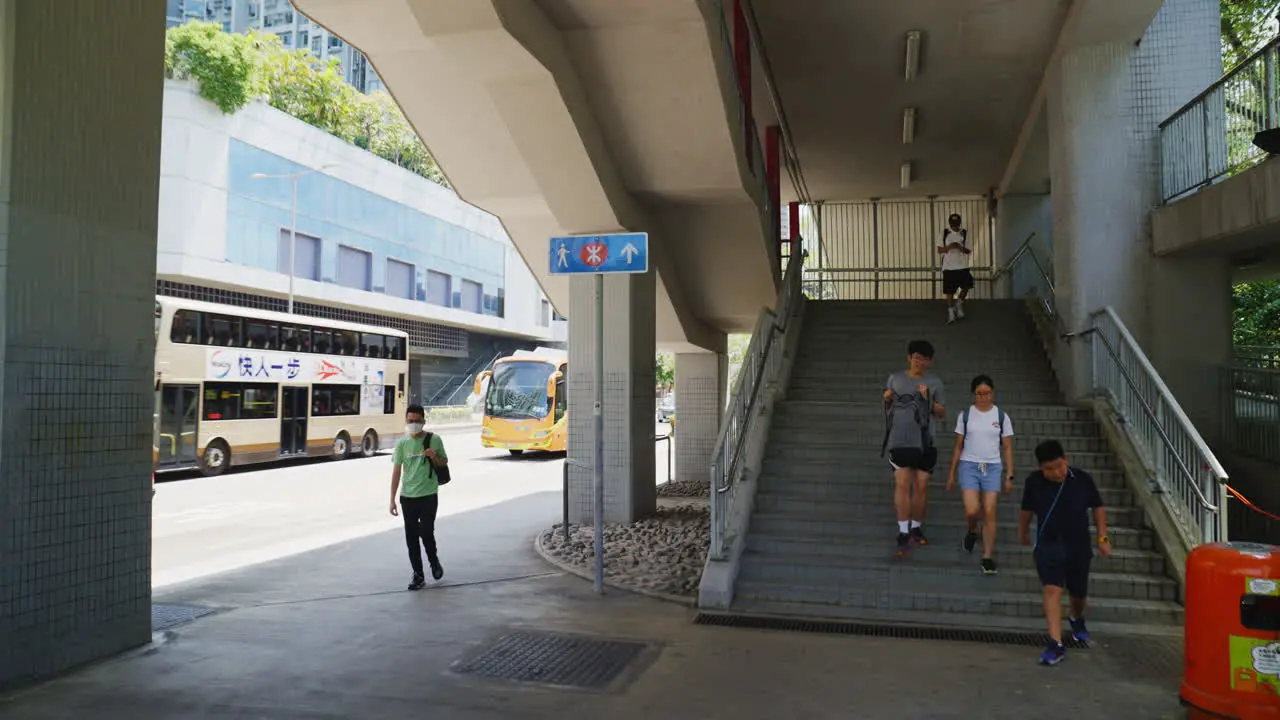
709, 249, 803, 560
1160, 36, 1280, 203
1086, 308, 1229, 544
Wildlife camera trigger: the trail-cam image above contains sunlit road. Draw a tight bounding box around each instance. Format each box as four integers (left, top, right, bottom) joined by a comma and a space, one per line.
152, 423, 674, 588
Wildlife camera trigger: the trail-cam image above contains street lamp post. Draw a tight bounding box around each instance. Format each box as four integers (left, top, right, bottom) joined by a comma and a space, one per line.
250, 162, 339, 314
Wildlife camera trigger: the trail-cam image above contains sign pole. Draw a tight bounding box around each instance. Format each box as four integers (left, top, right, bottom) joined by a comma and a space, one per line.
593, 272, 605, 595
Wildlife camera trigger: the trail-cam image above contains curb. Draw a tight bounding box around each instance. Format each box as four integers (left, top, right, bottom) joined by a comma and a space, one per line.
532, 530, 696, 608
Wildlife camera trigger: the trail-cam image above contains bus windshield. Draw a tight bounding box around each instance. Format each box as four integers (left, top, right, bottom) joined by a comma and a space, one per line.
485, 361, 555, 420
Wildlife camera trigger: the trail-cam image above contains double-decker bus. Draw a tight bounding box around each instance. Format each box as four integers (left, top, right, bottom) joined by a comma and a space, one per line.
474, 347, 567, 455
154, 296, 410, 476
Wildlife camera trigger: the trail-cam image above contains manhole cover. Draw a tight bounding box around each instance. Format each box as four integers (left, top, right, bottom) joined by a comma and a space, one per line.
452, 630, 647, 690
151, 603, 216, 631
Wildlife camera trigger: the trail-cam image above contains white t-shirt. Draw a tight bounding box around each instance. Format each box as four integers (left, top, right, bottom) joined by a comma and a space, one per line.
954, 405, 1013, 464
939, 227, 971, 272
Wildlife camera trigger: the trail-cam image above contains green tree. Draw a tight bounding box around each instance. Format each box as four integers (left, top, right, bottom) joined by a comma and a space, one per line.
164, 22, 448, 188
1222, 0, 1280, 68
655, 352, 675, 387
1234, 281, 1280, 346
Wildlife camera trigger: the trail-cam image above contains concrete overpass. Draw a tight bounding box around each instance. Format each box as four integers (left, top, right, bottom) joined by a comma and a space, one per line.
0, 0, 1251, 690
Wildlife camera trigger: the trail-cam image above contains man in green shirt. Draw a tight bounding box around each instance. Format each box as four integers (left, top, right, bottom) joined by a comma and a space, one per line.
389, 403, 448, 590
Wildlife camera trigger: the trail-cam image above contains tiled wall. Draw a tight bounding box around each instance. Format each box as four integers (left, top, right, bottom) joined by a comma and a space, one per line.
1046, 0, 1221, 398
675, 352, 726, 486
0, 0, 161, 686
566, 272, 656, 524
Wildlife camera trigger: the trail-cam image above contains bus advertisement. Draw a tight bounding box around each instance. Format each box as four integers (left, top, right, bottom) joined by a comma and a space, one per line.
154, 296, 410, 476
474, 347, 568, 455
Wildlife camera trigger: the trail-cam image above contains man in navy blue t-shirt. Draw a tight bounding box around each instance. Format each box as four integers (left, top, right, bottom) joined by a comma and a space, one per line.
1018, 439, 1112, 666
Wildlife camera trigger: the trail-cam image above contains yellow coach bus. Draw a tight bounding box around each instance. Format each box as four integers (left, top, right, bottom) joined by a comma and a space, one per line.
474, 347, 568, 455
154, 296, 410, 476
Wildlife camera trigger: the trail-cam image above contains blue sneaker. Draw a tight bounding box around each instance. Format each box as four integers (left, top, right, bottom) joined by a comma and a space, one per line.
1039, 641, 1066, 666
1069, 617, 1090, 644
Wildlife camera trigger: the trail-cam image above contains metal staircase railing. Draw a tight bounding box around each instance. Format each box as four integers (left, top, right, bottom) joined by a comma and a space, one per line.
709, 250, 804, 560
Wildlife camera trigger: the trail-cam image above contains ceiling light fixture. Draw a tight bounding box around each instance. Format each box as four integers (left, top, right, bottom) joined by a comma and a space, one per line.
900, 161, 912, 190
905, 31, 922, 81
902, 107, 917, 145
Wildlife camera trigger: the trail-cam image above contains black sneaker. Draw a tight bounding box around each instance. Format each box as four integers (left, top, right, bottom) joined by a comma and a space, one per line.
430, 562, 444, 581
895, 532, 911, 556
963, 530, 979, 554
981, 557, 998, 575
910, 526, 928, 546
408, 574, 426, 591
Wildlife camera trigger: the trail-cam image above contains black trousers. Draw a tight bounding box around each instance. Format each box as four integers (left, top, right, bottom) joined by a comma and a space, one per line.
399, 493, 439, 576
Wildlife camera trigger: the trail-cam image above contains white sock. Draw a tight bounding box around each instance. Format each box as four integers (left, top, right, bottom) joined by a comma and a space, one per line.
898, 521, 910, 533
910, 520, 922, 529
947, 307, 955, 319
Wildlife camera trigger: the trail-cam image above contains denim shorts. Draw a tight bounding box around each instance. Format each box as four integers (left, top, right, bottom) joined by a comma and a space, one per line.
957, 460, 1003, 493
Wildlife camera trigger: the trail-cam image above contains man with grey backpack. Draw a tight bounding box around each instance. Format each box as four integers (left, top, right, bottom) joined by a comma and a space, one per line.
945, 375, 1015, 575
882, 340, 947, 556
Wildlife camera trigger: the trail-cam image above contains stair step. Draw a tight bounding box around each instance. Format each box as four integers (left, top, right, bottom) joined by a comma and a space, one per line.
754, 479, 1134, 506
769, 419, 1102, 437
765, 431, 1113, 454
747, 514, 1155, 550
736, 553, 1178, 602
730, 583, 1184, 626
788, 389, 1063, 403
758, 460, 1130, 488
764, 446, 1120, 470
743, 534, 1167, 576
751, 494, 1147, 529
774, 401, 1093, 422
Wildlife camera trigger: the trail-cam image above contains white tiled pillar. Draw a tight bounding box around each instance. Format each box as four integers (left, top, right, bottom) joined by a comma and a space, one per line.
674, 351, 726, 486
0, 0, 163, 685
1046, 0, 1220, 399
566, 271, 656, 524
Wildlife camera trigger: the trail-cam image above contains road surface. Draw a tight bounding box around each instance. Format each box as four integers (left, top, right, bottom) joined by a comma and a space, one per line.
152, 423, 675, 588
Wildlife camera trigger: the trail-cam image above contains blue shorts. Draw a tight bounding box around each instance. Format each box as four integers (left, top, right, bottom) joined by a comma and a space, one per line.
957, 460, 1003, 493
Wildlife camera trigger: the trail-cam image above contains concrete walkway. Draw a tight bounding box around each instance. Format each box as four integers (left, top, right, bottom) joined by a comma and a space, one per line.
0, 490, 1187, 719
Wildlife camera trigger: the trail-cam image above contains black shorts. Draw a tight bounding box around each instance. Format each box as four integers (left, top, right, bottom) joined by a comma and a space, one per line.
1034, 542, 1093, 598
942, 269, 975, 295
888, 447, 938, 474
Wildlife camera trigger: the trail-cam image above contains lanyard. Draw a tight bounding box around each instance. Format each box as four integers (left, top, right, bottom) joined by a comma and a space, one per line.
1035, 472, 1070, 549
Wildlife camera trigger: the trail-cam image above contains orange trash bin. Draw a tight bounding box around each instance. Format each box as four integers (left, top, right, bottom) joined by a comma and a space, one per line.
1181, 541, 1280, 720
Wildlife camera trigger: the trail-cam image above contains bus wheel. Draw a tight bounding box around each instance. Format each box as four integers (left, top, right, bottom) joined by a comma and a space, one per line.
200, 440, 230, 477
330, 432, 351, 460
360, 430, 379, 458
508, 449, 524, 456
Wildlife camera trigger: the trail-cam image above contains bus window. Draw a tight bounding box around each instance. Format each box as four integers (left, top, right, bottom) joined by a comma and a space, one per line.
240, 384, 278, 419
313, 385, 360, 416
334, 330, 358, 356
313, 329, 332, 354
387, 336, 405, 360
554, 376, 566, 423
246, 321, 277, 350
203, 383, 240, 420
209, 315, 243, 347
383, 385, 396, 414
170, 310, 200, 344
280, 325, 301, 352
362, 334, 383, 358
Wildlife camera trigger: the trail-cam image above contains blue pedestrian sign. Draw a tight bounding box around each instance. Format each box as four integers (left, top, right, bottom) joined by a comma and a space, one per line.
549, 233, 649, 275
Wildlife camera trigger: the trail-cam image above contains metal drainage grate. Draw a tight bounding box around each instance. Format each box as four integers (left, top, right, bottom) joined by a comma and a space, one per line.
452, 630, 648, 690
151, 603, 217, 632
693, 613, 1087, 649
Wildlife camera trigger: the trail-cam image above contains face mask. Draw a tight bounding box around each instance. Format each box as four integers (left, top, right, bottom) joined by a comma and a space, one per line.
406, 422, 424, 435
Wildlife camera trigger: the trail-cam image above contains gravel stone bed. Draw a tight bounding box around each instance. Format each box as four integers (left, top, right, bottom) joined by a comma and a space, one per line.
539, 504, 710, 597
655, 479, 710, 498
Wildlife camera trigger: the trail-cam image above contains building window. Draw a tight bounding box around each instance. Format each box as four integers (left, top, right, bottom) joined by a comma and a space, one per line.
311, 36, 321, 53
277, 230, 321, 281
328, 35, 343, 49
426, 270, 451, 307
298, 30, 308, 47
336, 245, 372, 291
279, 31, 293, 47
461, 280, 483, 314
540, 299, 550, 327
385, 258, 414, 300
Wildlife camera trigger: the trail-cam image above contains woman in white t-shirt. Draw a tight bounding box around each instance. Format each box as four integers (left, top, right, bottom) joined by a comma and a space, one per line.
946, 374, 1014, 575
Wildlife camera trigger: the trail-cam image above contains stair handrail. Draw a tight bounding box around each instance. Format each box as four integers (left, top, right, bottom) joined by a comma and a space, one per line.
1082, 307, 1230, 544
709, 249, 804, 560
990, 232, 1038, 283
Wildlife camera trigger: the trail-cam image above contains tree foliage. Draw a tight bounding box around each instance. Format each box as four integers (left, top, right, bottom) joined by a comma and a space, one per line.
1222, 0, 1280, 68
165, 22, 447, 187
655, 352, 675, 387
1234, 281, 1280, 346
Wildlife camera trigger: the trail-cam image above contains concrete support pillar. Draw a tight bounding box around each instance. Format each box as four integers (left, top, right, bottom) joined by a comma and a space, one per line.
674, 350, 727, 486
1045, 0, 1220, 400
566, 271, 656, 524
0, 0, 164, 686
1147, 255, 1232, 444
993, 193, 1052, 300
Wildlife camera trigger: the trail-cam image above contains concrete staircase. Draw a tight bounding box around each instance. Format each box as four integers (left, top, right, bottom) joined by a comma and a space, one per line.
732, 300, 1184, 630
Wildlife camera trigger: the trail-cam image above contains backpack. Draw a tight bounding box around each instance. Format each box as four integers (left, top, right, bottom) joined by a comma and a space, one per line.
423, 431, 451, 485
881, 391, 931, 457
960, 406, 1007, 442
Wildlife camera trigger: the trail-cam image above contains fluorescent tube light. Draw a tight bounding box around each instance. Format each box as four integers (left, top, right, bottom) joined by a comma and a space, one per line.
903, 107, 916, 145
905, 31, 922, 81
900, 161, 912, 190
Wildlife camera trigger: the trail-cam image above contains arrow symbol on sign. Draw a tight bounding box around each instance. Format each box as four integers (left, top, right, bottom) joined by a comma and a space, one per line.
621, 243, 639, 265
